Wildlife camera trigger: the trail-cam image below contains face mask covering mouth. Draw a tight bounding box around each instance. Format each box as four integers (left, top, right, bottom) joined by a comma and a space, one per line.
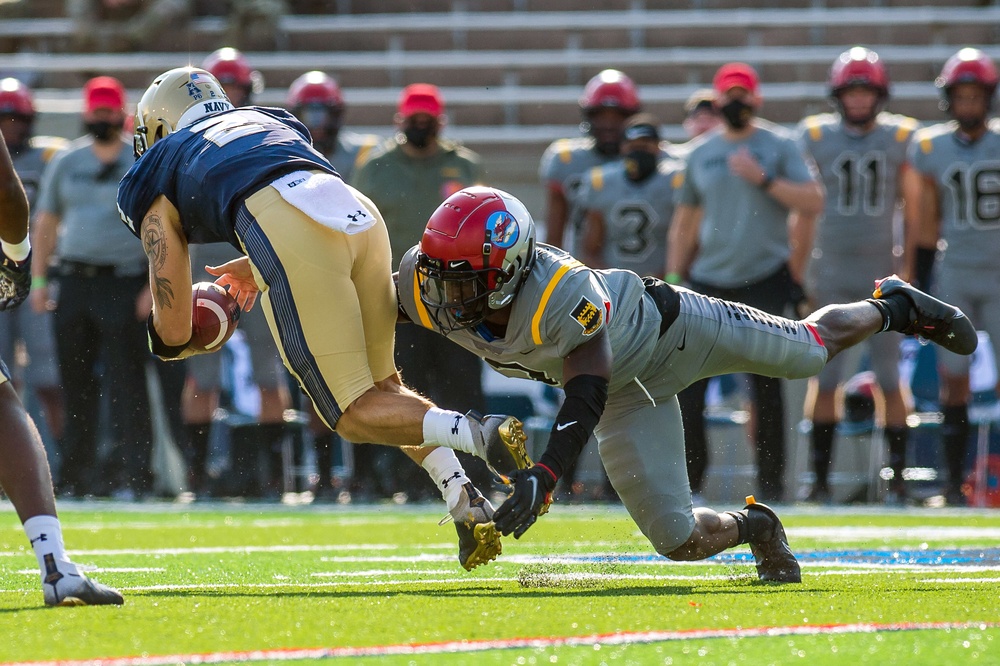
719, 98, 754, 130
403, 125, 436, 149
624, 150, 658, 182
85, 119, 123, 142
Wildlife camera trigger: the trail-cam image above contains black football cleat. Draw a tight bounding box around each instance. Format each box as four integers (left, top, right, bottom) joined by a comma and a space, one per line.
873, 275, 978, 356
744, 497, 801, 584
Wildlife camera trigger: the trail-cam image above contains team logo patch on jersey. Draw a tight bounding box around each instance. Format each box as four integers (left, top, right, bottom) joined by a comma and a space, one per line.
570, 297, 603, 335
486, 211, 519, 248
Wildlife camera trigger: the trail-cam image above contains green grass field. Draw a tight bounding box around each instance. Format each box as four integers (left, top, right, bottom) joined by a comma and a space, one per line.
1, 501, 998, 665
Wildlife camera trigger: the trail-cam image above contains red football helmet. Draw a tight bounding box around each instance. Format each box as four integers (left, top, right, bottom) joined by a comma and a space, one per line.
936, 47, 999, 96
579, 69, 641, 115
829, 47, 889, 97
0, 77, 34, 118
417, 187, 536, 333
287, 71, 343, 109
201, 47, 263, 103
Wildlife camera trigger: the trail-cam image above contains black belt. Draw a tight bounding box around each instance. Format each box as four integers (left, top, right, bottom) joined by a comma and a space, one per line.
57, 260, 141, 278
642, 276, 681, 337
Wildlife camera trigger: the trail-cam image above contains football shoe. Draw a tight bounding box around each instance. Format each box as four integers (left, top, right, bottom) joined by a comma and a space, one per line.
43, 569, 124, 607
743, 497, 801, 583
465, 411, 532, 481
872, 275, 978, 355
448, 482, 502, 571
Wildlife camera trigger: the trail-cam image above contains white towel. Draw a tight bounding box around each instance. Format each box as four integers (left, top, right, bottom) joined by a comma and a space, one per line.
270, 170, 377, 234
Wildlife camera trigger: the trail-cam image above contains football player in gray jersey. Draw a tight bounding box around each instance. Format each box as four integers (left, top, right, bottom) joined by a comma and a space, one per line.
286, 71, 381, 183
539, 70, 641, 254
796, 48, 920, 504
397, 186, 977, 583
904, 48, 1000, 506
579, 113, 683, 277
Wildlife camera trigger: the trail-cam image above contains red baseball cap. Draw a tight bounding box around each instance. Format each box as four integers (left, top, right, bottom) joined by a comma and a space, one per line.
83, 76, 126, 113
713, 63, 760, 95
398, 83, 444, 118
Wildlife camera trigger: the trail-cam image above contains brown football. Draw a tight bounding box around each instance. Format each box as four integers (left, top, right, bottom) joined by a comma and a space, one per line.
190, 282, 241, 351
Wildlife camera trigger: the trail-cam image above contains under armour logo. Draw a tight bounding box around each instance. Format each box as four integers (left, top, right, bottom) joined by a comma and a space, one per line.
29, 534, 48, 546
346, 210, 367, 222
452, 415, 462, 435
441, 470, 463, 489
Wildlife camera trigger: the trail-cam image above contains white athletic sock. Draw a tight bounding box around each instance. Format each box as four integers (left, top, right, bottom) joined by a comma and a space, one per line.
422, 407, 476, 455
420, 447, 471, 512
23, 515, 80, 583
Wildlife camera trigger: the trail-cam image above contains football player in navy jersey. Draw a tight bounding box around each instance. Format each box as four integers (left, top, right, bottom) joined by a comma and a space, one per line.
116, 67, 529, 571
0, 124, 123, 606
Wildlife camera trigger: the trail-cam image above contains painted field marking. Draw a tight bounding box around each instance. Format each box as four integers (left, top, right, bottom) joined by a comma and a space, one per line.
10, 621, 999, 666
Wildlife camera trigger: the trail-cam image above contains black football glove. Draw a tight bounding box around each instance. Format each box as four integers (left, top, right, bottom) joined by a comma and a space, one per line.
0, 249, 31, 311
493, 466, 556, 539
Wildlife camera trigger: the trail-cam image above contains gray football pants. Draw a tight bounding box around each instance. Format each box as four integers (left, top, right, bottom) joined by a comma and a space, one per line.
595, 287, 828, 554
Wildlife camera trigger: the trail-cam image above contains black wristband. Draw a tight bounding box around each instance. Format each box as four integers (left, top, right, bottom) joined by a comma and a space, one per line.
914, 246, 936, 291
538, 374, 609, 479
759, 174, 774, 191
146, 311, 191, 359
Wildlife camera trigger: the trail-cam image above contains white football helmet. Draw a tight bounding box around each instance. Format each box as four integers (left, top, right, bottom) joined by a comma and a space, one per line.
133, 66, 232, 158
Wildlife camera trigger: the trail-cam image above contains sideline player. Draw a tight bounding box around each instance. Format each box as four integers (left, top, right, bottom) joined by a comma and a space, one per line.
0, 117, 123, 606
796, 47, 919, 503
905, 48, 1000, 506
397, 186, 977, 583
115, 67, 526, 571
539, 69, 641, 252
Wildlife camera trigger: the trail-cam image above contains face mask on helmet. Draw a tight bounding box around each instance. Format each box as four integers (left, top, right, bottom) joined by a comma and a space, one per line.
416, 256, 508, 333
298, 103, 343, 152
0, 115, 32, 155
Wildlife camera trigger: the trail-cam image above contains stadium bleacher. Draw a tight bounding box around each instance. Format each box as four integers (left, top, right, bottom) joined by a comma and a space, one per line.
1, 1, 996, 211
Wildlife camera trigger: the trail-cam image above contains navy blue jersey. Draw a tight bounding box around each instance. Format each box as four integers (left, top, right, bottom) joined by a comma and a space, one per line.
117, 106, 339, 249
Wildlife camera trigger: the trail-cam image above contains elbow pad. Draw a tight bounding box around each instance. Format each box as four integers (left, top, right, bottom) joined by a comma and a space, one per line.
538, 374, 609, 480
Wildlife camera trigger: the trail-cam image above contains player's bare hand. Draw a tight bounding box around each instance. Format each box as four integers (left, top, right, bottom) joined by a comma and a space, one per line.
728, 147, 767, 186
206, 257, 258, 312
29, 285, 54, 313
135, 286, 153, 321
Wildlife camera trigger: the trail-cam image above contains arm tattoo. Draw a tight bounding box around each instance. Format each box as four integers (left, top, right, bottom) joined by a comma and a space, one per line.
141, 212, 174, 309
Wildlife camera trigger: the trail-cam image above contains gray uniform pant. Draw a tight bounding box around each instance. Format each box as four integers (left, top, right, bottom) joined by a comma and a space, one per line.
596, 288, 828, 554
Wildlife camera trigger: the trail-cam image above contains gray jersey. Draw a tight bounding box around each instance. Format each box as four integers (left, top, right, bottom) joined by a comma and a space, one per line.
398, 243, 659, 393
908, 119, 1000, 271
577, 157, 684, 277
538, 136, 618, 253
35, 136, 146, 273
798, 112, 917, 258
677, 121, 818, 288
325, 131, 381, 182
11, 136, 68, 208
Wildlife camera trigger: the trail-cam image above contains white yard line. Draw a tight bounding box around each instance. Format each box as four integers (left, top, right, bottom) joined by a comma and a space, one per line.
9, 621, 998, 666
